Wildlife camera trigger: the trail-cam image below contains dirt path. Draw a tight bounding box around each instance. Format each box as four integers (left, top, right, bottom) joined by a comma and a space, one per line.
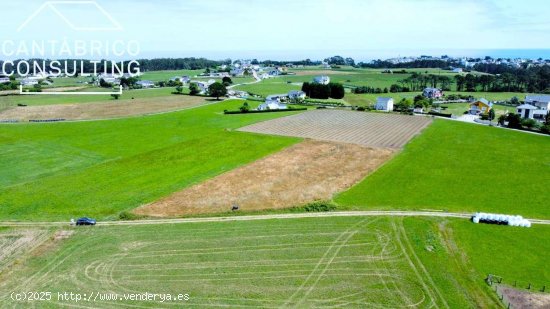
134, 140, 396, 217
0, 211, 548, 227
0, 95, 209, 121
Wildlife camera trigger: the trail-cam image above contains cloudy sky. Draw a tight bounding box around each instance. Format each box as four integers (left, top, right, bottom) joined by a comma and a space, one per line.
1, 0, 549, 60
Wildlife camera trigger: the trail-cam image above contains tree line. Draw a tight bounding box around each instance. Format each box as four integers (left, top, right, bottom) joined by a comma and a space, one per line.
301, 82, 345, 99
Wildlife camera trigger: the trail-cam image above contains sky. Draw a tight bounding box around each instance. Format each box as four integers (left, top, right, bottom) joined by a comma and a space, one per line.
1, 0, 550, 60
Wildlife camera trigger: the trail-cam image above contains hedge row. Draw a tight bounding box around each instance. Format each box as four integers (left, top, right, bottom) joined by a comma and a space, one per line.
224, 108, 307, 114
428, 111, 452, 118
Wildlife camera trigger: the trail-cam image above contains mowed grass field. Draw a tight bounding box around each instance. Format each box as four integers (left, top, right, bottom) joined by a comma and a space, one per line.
335, 119, 550, 219
3, 216, 536, 308
0, 100, 303, 221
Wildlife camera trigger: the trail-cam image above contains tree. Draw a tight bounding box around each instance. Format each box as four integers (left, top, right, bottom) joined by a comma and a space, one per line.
329, 83, 345, 99
175, 85, 183, 94
222, 76, 233, 86
189, 83, 200, 95
510, 96, 520, 105
239, 102, 250, 113
111, 94, 120, 100
208, 82, 227, 100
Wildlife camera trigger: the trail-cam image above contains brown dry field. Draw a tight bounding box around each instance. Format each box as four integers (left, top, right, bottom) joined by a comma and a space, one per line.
292, 70, 359, 76
0, 229, 51, 275
134, 140, 395, 217
0, 86, 88, 96
0, 95, 208, 121
239, 110, 432, 149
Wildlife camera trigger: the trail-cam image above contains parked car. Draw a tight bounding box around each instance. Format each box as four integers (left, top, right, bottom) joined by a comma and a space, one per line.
76, 217, 96, 226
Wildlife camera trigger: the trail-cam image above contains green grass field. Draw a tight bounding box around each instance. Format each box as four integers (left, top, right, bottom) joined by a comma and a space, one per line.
335, 119, 550, 219
2, 216, 531, 308
0, 100, 302, 221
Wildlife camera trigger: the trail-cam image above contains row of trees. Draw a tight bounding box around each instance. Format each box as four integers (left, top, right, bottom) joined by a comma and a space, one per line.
398, 73, 453, 91
455, 67, 550, 92
353, 86, 389, 94
301, 82, 345, 99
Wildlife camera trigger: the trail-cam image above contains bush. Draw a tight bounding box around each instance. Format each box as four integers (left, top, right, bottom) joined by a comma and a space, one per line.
541, 124, 550, 134
302, 201, 337, 212
521, 118, 539, 129
239, 102, 250, 113
356, 106, 365, 111
118, 211, 145, 221
506, 113, 522, 129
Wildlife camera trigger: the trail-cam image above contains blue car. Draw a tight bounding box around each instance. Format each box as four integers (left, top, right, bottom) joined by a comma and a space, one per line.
76, 217, 96, 226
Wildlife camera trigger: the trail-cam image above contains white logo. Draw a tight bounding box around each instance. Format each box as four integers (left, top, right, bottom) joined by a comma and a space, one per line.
18, 1, 123, 32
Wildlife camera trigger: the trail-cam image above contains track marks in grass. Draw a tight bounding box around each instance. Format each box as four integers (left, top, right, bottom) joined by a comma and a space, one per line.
392, 218, 450, 309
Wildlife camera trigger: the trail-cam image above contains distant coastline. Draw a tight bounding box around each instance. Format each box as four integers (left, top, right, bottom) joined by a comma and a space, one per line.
135, 49, 550, 62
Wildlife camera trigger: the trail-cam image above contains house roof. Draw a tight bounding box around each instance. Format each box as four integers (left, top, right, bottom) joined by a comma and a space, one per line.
516, 104, 537, 109
376, 97, 393, 104
525, 95, 550, 103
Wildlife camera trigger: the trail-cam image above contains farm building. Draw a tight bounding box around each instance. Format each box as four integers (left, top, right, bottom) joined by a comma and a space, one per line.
288, 90, 306, 100
423, 87, 443, 99
136, 80, 155, 88
375, 97, 394, 112
313, 75, 330, 85
468, 98, 492, 115
517, 95, 550, 121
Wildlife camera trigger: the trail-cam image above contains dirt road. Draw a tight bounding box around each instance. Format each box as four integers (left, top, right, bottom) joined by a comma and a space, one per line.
1, 211, 548, 227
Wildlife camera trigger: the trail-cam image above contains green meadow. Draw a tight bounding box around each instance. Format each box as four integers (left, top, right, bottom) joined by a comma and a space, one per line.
335, 119, 550, 218
0, 100, 301, 221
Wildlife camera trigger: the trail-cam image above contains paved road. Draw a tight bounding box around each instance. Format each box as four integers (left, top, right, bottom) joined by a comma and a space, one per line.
0, 211, 548, 227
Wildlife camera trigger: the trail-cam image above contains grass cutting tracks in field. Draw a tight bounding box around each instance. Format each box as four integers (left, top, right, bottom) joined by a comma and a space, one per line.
0, 216, 473, 308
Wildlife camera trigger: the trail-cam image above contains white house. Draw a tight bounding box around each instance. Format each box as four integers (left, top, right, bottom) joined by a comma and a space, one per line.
0, 76, 10, 84
258, 100, 287, 111
313, 75, 330, 85
452, 68, 463, 73
230, 68, 245, 77
136, 80, 155, 88
375, 97, 394, 112
197, 79, 216, 94
517, 94, 550, 121
423, 87, 443, 99
288, 90, 306, 100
